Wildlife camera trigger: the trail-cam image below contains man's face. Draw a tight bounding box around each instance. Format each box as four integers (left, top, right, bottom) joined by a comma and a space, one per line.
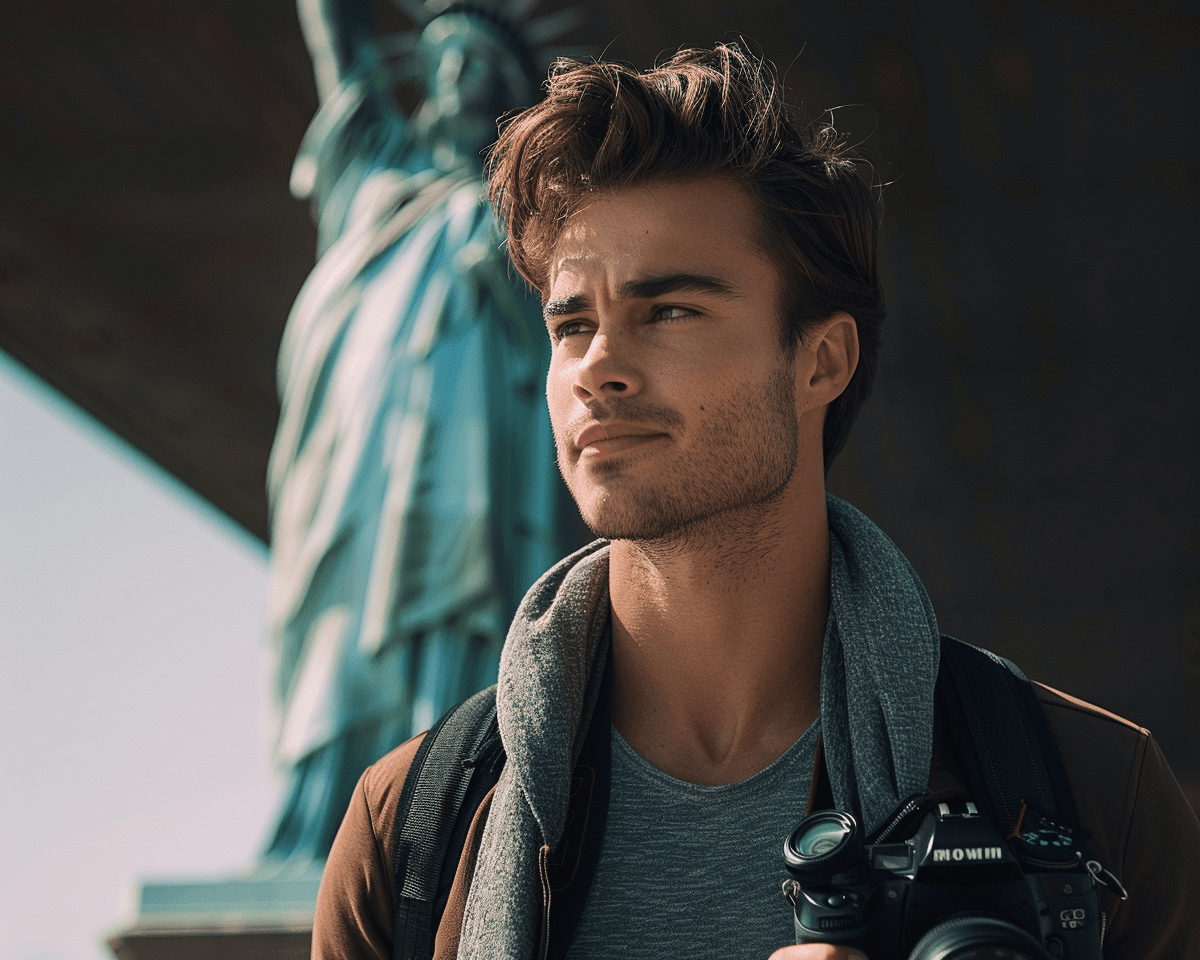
544, 177, 803, 542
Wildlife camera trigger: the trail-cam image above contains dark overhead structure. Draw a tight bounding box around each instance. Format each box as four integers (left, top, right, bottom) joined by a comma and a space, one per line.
2, 0, 1197, 804
1, 0, 319, 542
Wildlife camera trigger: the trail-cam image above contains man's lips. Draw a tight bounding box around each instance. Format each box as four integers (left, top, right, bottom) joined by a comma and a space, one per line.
574, 424, 666, 452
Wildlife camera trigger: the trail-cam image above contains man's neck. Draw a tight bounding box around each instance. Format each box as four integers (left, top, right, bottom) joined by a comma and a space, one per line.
607, 483, 829, 786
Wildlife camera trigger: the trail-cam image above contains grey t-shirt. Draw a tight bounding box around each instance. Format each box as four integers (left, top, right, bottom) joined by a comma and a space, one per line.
565, 719, 820, 960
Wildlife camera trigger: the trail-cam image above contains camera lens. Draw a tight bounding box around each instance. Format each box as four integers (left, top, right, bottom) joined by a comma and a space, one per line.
907, 913, 1054, 960
797, 818, 851, 857
784, 811, 862, 873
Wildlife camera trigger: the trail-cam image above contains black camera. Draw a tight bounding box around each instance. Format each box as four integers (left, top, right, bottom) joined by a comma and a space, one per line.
782, 800, 1104, 960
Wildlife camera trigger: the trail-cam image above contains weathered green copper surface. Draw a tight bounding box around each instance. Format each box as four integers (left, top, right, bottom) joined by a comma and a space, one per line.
263, 0, 575, 860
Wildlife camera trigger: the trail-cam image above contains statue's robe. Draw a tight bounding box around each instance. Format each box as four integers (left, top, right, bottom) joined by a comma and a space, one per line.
265, 69, 559, 857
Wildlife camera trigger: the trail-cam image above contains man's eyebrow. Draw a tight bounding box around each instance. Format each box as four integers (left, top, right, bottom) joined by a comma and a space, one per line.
618, 272, 741, 301
542, 273, 740, 322
543, 295, 591, 321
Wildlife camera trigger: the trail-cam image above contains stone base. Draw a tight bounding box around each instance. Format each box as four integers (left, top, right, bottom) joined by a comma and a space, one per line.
106, 861, 323, 960
107, 925, 311, 960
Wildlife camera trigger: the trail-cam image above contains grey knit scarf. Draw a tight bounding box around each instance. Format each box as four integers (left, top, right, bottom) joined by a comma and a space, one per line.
457, 494, 942, 960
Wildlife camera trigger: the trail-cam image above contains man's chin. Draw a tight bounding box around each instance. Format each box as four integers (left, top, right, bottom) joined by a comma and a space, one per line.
578, 484, 793, 548
578, 504, 696, 543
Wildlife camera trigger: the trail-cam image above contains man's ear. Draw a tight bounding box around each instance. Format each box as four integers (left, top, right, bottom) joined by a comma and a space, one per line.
798, 311, 859, 410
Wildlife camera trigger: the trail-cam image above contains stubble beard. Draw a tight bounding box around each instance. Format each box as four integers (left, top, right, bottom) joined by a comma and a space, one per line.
559, 358, 800, 550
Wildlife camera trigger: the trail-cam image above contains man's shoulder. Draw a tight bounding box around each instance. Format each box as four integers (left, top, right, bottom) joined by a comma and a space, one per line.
1029, 680, 1152, 814
1028, 682, 1200, 955
313, 732, 432, 959
357, 731, 430, 846
1033, 681, 1147, 737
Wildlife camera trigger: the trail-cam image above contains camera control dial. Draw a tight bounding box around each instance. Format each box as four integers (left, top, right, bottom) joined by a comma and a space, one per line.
1010, 805, 1082, 870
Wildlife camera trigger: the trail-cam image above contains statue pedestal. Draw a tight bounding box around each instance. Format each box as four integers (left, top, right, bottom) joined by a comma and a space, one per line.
106, 862, 323, 960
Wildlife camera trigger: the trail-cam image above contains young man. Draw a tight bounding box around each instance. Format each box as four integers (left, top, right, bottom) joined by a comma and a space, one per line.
312, 44, 1200, 960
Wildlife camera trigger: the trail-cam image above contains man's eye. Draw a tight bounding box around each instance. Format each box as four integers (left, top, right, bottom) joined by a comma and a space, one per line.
552, 320, 585, 342
652, 305, 693, 322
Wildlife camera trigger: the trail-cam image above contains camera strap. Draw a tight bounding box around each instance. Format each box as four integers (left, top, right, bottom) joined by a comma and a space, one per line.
938, 635, 1081, 836
390, 684, 505, 960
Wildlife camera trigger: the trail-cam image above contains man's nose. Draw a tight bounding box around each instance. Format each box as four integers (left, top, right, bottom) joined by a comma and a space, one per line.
572, 333, 643, 402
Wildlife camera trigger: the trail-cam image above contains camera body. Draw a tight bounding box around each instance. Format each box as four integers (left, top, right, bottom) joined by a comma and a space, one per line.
783, 801, 1103, 960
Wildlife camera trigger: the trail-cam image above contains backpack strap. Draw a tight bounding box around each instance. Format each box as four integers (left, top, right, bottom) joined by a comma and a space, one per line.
391, 685, 505, 960
939, 635, 1081, 834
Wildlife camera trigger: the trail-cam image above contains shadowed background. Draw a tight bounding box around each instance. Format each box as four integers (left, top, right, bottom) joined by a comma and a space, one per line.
1, 0, 1196, 816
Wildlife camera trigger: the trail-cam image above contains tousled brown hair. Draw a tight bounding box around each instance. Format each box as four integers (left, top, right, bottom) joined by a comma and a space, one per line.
486, 42, 885, 469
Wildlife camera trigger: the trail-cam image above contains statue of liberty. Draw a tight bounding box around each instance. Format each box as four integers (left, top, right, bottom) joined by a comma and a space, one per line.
264, 0, 582, 860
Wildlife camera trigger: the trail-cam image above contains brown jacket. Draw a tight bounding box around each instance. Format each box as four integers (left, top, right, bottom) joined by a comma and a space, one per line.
313, 683, 1200, 959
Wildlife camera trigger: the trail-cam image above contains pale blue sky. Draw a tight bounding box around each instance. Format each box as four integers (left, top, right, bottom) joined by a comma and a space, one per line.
0, 349, 281, 960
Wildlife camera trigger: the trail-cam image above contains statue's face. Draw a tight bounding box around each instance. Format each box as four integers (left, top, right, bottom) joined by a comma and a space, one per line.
415, 14, 536, 166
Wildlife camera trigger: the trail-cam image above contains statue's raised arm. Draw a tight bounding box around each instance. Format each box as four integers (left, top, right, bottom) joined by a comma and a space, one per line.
295, 0, 374, 104
265, 0, 579, 860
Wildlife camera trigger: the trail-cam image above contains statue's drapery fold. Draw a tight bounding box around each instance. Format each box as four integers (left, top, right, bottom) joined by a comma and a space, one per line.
265, 7, 563, 859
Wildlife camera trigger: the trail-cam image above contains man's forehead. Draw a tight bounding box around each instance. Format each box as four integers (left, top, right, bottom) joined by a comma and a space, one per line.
546, 179, 771, 294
